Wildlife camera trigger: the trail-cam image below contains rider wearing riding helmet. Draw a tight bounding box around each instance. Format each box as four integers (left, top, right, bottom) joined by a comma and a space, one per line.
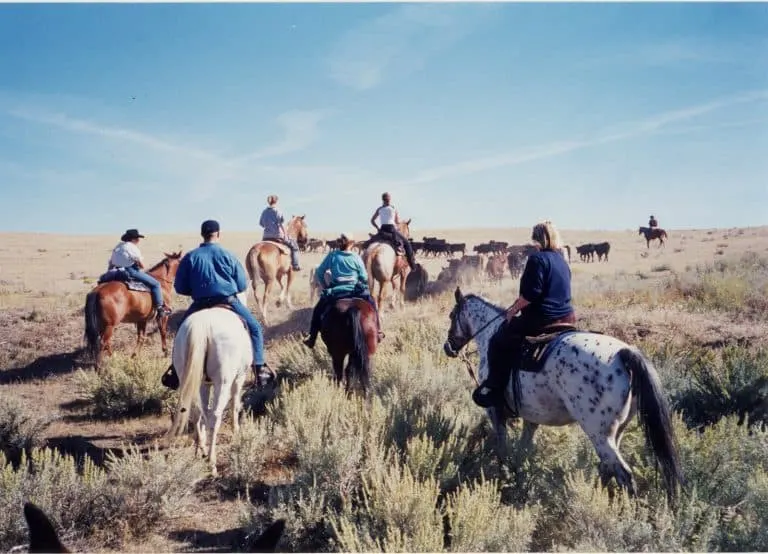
303, 232, 384, 349
108, 228, 172, 319
473, 220, 576, 411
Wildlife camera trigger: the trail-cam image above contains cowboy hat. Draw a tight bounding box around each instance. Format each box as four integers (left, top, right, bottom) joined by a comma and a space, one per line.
121, 229, 145, 241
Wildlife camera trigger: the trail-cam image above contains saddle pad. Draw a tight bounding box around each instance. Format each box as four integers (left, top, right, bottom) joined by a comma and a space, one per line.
261, 239, 291, 255
124, 281, 151, 292
519, 330, 579, 373
97, 269, 150, 292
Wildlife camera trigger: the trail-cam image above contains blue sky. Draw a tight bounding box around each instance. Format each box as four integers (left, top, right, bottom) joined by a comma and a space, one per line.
0, 2, 766, 235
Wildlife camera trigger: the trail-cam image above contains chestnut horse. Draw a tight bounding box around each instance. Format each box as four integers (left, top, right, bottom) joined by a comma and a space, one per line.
319, 296, 378, 396
639, 226, 668, 248
84, 251, 182, 369
362, 219, 412, 315
245, 215, 308, 324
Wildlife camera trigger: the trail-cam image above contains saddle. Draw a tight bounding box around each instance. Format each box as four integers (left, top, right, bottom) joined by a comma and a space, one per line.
368, 231, 405, 256
97, 269, 150, 292
517, 324, 580, 372
261, 238, 291, 255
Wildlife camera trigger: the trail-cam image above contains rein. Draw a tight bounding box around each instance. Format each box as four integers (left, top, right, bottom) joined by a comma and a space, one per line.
451, 301, 508, 386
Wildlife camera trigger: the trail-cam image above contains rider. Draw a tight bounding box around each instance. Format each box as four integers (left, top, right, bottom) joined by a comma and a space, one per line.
648, 215, 658, 228
107, 228, 171, 319
302, 232, 385, 349
369, 192, 418, 271
259, 195, 301, 272
472, 220, 576, 411
166, 220, 270, 382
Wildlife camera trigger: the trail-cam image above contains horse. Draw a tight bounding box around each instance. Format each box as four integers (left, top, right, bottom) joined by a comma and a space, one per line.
319, 296, 378, 396
83, 251, 182, 369
639, 226, 668, 248
245, 215, 309, 325
23, 501, 286, 552
362, 219, 412, 314
442, 287, 685, 500
166, 292, 254, 477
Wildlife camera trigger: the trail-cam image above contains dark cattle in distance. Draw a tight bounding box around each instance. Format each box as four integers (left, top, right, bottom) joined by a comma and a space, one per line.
593, 241, 611, 262
576, 243, 596, 262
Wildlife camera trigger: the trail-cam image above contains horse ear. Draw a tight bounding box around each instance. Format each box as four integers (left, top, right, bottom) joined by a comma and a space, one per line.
454, 287, 463, 303
406, 218, 412, 225
300, 214, 306, 220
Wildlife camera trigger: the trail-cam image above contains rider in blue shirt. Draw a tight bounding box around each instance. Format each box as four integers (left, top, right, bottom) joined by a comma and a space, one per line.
163, 220, 269, 387
473, 221, 576, 411
303, 232, 384, 349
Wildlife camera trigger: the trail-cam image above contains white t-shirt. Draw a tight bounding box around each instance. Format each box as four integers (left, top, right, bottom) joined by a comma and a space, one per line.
109, 241, 143, 268
377, 205, 396, 226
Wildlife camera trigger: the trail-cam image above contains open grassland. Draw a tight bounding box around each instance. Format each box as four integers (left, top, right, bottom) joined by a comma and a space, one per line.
2, 225, 768, 552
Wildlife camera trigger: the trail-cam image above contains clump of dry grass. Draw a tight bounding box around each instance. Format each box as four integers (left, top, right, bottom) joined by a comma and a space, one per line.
74, 353, 174, 419
0, 444, 206, 550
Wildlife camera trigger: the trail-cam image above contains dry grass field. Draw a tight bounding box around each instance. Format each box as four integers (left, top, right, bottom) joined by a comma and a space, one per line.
2, 223, 768, 552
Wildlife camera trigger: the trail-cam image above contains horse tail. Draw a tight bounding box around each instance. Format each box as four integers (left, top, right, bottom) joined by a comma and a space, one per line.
347, 305, 371, 391
619, 347, 686, 499
167, 315, 207, 438
84, 291, 101, 364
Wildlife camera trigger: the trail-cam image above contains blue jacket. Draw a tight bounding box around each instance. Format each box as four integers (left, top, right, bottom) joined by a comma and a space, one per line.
519, 249, 573, 320
315, 250, 369, 297
174, 242, 248, 300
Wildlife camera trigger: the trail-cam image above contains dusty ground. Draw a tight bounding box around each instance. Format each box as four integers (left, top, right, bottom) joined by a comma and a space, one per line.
1, 223, 767, 551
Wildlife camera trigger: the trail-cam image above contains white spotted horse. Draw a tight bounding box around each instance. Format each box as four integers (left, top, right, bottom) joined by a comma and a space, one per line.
442, 287, 685, 499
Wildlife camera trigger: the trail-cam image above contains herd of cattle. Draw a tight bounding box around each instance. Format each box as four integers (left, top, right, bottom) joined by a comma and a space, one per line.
298, 234, 612, 285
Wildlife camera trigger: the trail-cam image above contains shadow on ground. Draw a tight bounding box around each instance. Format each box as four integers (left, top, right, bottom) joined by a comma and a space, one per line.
0, 349, 86, 385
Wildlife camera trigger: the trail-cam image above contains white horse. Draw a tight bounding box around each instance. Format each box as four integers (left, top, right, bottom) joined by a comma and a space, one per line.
166, 292, 252, 476
442, 287, 685, 499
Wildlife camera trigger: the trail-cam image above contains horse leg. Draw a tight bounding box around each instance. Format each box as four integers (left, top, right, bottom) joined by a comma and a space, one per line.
275, 273, 285, 308
132, 321, 147, 358
158, 315, 169, 356
331, 353, 345, 386
262, 279, 273, 324
589, 432, 637, 498
206, 382, 230, 477
101, 324, 116, 360
519, 420, 539, 454
284, 269, 295, 310
195, 384, 211, 459
230, 372, 247, 436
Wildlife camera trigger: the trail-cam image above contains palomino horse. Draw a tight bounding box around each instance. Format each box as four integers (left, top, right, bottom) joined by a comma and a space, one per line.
442, 288, 685, 499
639, 226, 668, 248
23, 500, 286, 552
319, 296, 378, 396
362, 219, 412, 314
84, 251, 182, 369
245, 215, 309, 324
166, 292, 252, 477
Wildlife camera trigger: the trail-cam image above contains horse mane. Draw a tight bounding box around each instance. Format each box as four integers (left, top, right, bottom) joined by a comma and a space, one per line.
463, 293, 505, 314
147, 251, 182, 273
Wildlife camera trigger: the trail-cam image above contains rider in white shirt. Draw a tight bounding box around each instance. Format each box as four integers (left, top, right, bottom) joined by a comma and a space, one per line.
108, 228, 171, 318
369, 192, 418, 270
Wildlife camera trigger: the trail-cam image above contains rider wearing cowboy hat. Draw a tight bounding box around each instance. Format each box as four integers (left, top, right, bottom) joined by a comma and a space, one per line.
108, 228, 171, 319
303, 232, 384, 349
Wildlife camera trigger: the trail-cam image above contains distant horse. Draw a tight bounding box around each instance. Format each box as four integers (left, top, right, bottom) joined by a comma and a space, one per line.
166, 292, 253, 477
319, 296, 378, 396
245, 215, 309, 324
362, 219, 412, 314
23, 501, 286, 553
639, 226, 668, 248
442, 287, 685, 499
84, 251, 182, 369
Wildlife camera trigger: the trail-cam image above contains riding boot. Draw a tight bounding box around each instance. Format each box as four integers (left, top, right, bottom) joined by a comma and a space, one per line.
472, 330, 517, 410
303, 300, 324, 349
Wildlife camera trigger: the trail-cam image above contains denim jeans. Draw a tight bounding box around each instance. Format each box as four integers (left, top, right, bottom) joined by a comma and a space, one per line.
124, 266, 164, 306
182, 295, 265, 366
379, 224, 416, 268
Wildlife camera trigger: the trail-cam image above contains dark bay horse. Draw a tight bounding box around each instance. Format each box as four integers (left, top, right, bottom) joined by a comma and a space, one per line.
245, 215, 309, 324
84, 251, 182, 369
319, 296, 379, 395
639, 226, 668, 248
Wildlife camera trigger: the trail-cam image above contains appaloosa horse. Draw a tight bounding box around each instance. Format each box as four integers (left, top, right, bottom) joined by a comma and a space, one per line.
639, 226, 668, 248
84, 251, 182, 369
319, 296, 379, 396
362, 219, 412, 314
442, 287, 685, 499
245, 215, 309, 324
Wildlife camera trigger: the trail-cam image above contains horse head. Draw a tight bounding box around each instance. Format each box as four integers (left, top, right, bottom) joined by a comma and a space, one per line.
444, 287, 472, 357
398, 218, 412, 239
287, 215, 308, 245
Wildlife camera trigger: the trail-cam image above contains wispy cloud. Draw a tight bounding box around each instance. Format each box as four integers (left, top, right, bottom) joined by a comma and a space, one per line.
389, 88, 768, 188
326, 4, 499, 91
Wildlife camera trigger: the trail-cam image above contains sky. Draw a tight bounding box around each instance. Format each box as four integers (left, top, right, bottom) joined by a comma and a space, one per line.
0, 2, 767, 236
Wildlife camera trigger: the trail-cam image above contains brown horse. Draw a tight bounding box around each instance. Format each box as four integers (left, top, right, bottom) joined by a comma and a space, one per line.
84, 251, 182, 369
639, 226, 668, 248
362, 219, 412, 315
319, 297, 378, 396
245, 215, 309, 324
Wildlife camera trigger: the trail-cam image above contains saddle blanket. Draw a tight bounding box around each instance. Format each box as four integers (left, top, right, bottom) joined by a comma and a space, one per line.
97, 268, 150, 292
518, 329, 579, 372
